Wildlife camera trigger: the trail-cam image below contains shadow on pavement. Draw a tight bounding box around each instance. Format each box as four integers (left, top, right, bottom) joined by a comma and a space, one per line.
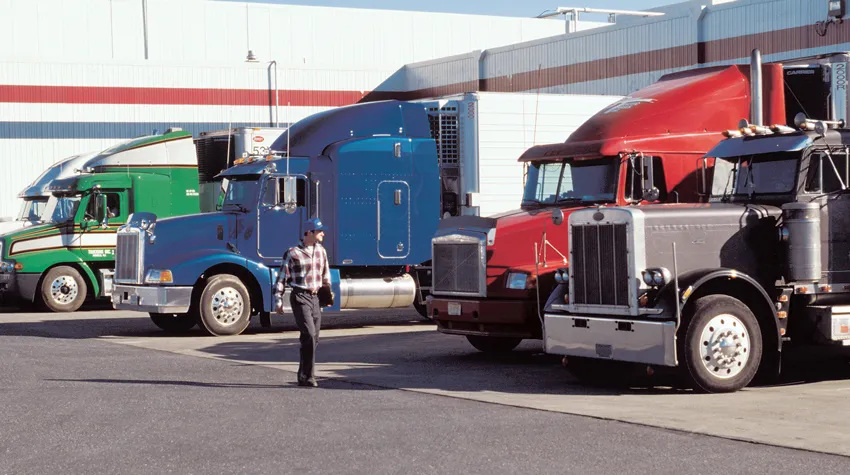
46, 378, 291, 389
0, 309, 429, 340
5, 307, 850, 397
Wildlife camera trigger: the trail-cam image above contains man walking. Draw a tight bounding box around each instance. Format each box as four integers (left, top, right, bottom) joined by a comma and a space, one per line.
275, 218, 331, 387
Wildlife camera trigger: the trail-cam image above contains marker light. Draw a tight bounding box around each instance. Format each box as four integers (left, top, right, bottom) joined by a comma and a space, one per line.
642, 267, 672, 287
145, 269, 174, 284
506, 272, 529, 290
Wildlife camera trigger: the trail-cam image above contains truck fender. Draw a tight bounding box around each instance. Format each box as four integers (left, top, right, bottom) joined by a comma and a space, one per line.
655, 268, 782, 353
25, 260, 101, 303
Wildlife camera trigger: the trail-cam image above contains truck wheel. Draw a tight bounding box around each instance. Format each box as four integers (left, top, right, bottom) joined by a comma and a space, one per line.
40, 266, 87, 313
466, 335, 522, 353
679, 295, 762, 393
197, 274, 251, 336
413, 300, 431, 321
149, 312, 198, 333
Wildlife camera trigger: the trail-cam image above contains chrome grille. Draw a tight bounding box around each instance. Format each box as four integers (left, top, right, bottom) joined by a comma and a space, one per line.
571, 223, 629, 306
115, 231, 142, 283
432, 242, 484, 295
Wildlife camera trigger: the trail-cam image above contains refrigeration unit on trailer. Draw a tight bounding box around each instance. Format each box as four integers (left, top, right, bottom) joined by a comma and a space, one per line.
194, 128, 288, 212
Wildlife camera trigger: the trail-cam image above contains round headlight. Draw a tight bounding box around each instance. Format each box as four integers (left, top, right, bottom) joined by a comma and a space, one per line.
643, 272, 654, 286
652, 271, 664, 286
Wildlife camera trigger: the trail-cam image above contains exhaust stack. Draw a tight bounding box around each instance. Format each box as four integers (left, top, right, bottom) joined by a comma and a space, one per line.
750, 49, 763, 126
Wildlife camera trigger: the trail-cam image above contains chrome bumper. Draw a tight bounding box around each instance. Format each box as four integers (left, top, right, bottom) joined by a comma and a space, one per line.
544, 313, 678, 366
112, 284, 193, 313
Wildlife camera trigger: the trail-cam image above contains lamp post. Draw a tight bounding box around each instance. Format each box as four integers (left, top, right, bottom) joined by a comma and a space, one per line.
246, 50, 279, 128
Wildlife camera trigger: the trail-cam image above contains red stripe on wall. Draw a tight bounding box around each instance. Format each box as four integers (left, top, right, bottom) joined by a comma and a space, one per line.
0, 85, 367, 107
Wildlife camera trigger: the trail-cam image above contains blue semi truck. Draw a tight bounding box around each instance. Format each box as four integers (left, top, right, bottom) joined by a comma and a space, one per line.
110, 93, 615, 335
111, 101, 440, 335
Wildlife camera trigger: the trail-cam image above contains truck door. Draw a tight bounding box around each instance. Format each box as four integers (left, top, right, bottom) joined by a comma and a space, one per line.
80, 191, 124, 255
806, 149, 850, 281
377, 181, 410, 258
257, 175, 306, 263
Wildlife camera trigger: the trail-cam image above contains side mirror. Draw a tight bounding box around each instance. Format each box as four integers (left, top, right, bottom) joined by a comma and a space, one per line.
551, 208, 564, 226
100, 193, 109, 228
281, 176, 298, 214
640, 154, 657, 201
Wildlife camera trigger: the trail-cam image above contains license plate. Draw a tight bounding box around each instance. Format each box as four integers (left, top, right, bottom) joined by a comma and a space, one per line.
448, 302, 461, 316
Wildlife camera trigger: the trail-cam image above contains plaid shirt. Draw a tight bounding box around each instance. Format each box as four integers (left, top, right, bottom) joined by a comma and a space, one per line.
278, 242, 331, 292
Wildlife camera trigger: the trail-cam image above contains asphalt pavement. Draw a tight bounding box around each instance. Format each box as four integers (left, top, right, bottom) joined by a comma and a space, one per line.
1, 306, 849, 474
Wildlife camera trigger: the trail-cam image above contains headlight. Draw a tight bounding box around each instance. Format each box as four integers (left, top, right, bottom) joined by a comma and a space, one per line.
145, 269, 174, 284
554, 268, 569, 284
506, 272, 529, 290
642, 267, 671, 287
0, 262, 10, 273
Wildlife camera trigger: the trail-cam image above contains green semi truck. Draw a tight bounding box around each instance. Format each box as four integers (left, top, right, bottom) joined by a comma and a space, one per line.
0, 129, 202, 312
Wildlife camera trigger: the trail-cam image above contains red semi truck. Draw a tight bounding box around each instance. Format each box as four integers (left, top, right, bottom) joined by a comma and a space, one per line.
426, 60, 795, 353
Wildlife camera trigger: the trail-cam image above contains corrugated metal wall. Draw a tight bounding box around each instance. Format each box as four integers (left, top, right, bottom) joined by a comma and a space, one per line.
376, 0, 850, 98
0, 0, 567, 218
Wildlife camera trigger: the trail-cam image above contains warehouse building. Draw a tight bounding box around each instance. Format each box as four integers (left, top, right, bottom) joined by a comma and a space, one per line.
1, 0, 848, 217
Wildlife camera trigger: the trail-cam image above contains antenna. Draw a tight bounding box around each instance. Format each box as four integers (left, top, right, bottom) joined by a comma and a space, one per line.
225, 110, 233, 168
533, 63, 542, 145
286, 101, 291, 176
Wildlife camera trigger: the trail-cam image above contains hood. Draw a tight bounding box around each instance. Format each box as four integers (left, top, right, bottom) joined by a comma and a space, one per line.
575, 202, 782, 283
0, 221, 29, 237
0, 221, 69, 260
143, 212, 235, 270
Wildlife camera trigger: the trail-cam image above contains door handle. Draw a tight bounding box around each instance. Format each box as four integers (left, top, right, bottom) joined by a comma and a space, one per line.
394, 189, 401, 205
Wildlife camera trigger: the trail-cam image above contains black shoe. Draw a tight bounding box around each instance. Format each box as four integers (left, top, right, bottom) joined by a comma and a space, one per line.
297, 379, 318, 388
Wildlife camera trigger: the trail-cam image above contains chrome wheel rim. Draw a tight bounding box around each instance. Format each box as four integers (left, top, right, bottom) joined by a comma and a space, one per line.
210, 287, 244, 326
698, 313, 750, 379
50, 276, 79, 305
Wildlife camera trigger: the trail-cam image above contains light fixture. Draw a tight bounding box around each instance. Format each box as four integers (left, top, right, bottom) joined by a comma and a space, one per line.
246, 50, 258, 62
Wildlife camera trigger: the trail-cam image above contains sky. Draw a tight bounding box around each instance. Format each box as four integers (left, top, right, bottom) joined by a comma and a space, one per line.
230, 0, 683, 18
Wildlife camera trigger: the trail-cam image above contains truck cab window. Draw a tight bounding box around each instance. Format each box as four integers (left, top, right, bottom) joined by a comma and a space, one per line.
711, 152, 800, 200
805, 151, 849, 194
624, 156, 667, 202
261, 177, 307, 208
85, 192, 121, 221
523, 162, 562, 204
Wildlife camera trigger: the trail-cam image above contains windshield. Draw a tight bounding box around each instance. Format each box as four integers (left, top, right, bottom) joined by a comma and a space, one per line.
16, 199, 48, 222
711, 152, 800, 200
41, 195, 82, 223
522, 158, 618, 205
222, 177, 260, 210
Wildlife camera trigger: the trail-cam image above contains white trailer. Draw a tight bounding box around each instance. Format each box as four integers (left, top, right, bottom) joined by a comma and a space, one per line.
417, 92, 622, 218
194, 127, 288, 212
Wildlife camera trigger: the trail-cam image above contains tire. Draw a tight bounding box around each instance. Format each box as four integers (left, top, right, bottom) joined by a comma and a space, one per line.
566, 356, 637, 388
149, 312, 198, 333
197, 274, 252, 336
679, 295, 762, 393
413, 299, 431, 321
259, 311, 272, 328
466, 335, 522, 353
40, 266, 88, 313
